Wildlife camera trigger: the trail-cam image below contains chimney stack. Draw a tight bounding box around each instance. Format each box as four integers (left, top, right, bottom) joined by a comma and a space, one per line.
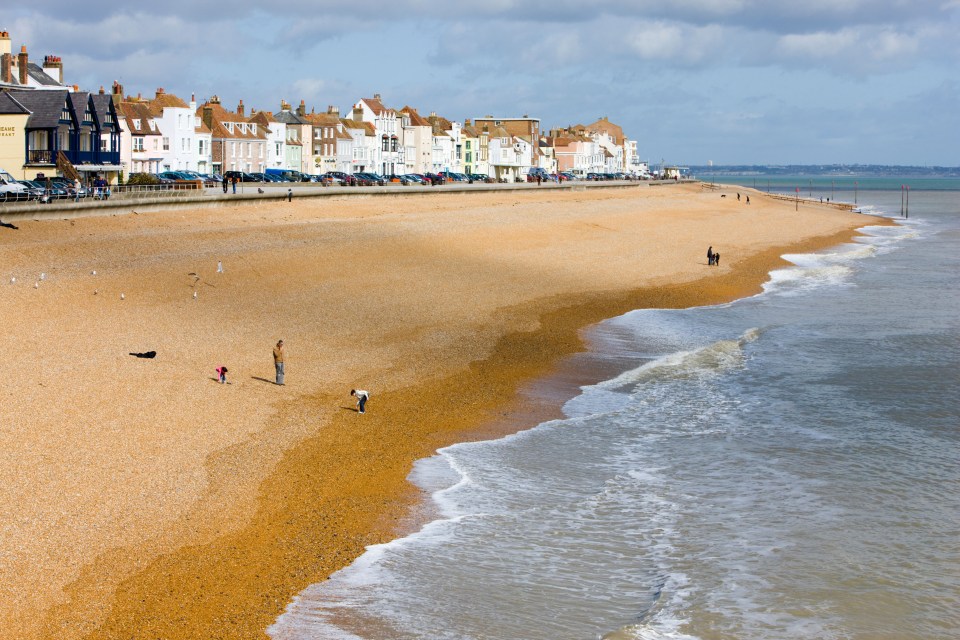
210, 94, 220, 105
373, 93, 381, 100
327, 104, 339, 116
296, 99, 306, 117
237, 99, 244, 116
43, 54, 63, 84
0, 53, 11, 85
110, 80, 123, 106
156, 87, 165, 97
18, 45, 28, 86
0, 31, 10, 57
201, 105, 214, 130
280, 99, 291, 111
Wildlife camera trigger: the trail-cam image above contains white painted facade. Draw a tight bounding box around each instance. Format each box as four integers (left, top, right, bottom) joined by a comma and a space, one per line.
488, 135, 533, 182
153, 97, 212, 173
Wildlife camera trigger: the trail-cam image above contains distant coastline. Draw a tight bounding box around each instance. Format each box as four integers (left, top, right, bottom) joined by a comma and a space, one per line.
686, 163, 960, 178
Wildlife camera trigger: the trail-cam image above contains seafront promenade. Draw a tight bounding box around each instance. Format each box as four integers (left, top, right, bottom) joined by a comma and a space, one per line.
0, 178, 680, 222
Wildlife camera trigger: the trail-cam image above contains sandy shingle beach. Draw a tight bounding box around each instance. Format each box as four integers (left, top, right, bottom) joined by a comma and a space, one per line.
0, 183, 874, 638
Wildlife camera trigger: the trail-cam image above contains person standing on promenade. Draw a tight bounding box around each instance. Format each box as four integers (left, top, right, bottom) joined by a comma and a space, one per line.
707, 246, 714, 266
351, 389, 369, 414
232, 176, 237, 194
74, 178, 81, 202
222, 176, 228, 194
273, 339, 285, 385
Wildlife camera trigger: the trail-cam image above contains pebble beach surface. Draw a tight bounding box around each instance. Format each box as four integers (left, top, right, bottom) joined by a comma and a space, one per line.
0, 183, 873, 638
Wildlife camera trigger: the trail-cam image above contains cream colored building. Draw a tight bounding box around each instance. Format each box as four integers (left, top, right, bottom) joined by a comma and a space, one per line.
0, 93, 30, 179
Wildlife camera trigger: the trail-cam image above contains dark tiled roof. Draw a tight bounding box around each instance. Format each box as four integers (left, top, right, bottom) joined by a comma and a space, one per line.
273, 110, 308, 125
0, 92, 30, 115
2, 89, 69, 128
68, 91, 90, 123
91, 93, 116, 128
26, 62, 61, 87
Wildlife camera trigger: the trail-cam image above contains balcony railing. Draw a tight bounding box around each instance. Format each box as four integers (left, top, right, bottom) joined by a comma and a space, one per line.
28, 149, 54, 164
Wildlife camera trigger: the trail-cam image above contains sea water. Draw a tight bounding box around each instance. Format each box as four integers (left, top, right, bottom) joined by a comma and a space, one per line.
269, 183, 960, 640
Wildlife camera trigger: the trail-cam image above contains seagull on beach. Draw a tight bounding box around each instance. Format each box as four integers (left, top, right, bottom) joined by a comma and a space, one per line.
120, 293, 125, 300
193, 291, 198, 300
9, 277, 15, 284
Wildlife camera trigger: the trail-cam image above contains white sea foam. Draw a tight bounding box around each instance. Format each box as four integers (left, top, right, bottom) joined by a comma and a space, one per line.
596, 327, 760, 392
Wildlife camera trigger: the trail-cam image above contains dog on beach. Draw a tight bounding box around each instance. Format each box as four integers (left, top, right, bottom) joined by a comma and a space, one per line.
129, 351, 157, 359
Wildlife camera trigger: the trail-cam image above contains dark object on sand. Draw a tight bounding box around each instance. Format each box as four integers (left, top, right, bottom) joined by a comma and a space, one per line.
130, 351, 157, 359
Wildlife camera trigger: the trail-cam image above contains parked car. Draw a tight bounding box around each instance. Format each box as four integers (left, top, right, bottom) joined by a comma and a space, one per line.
354, 172, 386, 186
29, 180, 70, 199
223, 170, 259, 182
468, 173, 493, 183
0, 168, 30, 201
157, 171, 197, 182
439, 171, 468, 182
14, 179, 46, 201
50, 177, 89, 197
401, 173, 427, 184
319, 171, 355, 186
422, 172, 446, 185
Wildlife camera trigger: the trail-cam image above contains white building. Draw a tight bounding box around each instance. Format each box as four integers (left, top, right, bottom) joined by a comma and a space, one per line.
351, 94, 403, 175
148, 88, 212, 173
488, 130, 533, 182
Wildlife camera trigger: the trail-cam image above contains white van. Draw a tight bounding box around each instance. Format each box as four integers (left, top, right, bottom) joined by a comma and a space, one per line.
0, 168, 28, 202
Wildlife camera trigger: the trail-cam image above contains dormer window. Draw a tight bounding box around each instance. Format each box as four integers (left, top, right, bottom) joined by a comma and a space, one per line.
226, 123, 234, 133
61, 106, 71, 122
106, 111, 114, 125
84, 107, 93, 124
133, 119, 141, 130
250, 124, 257, 134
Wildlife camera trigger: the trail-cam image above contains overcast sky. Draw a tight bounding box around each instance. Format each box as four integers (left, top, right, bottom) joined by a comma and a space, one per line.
6, 1, 959, 166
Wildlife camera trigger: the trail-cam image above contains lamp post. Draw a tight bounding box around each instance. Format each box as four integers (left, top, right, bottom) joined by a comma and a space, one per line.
854, 181, 858, 206
809, 179, 812, 198
795, 187, 799, 211
900, 185, 904, 216
831, 180, 835, 202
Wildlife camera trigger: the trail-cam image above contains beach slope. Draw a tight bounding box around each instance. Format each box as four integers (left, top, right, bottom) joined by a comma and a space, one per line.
0, 183, 873, 638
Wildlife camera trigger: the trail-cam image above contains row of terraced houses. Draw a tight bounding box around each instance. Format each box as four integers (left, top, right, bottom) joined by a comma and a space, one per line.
0, 31, 647, 185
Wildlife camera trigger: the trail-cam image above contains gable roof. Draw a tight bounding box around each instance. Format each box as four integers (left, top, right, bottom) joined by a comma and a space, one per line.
4, 89, 70, 128
91, 93, 116, 128
361, 96, 393, 116
399, 106, 430, 127
146, 90, 189, 117
273, 109, 309, 125
119, 101, 159, 135
197, 100, 268, 140
26, 63, 62, 87
0, 92, 30, 115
